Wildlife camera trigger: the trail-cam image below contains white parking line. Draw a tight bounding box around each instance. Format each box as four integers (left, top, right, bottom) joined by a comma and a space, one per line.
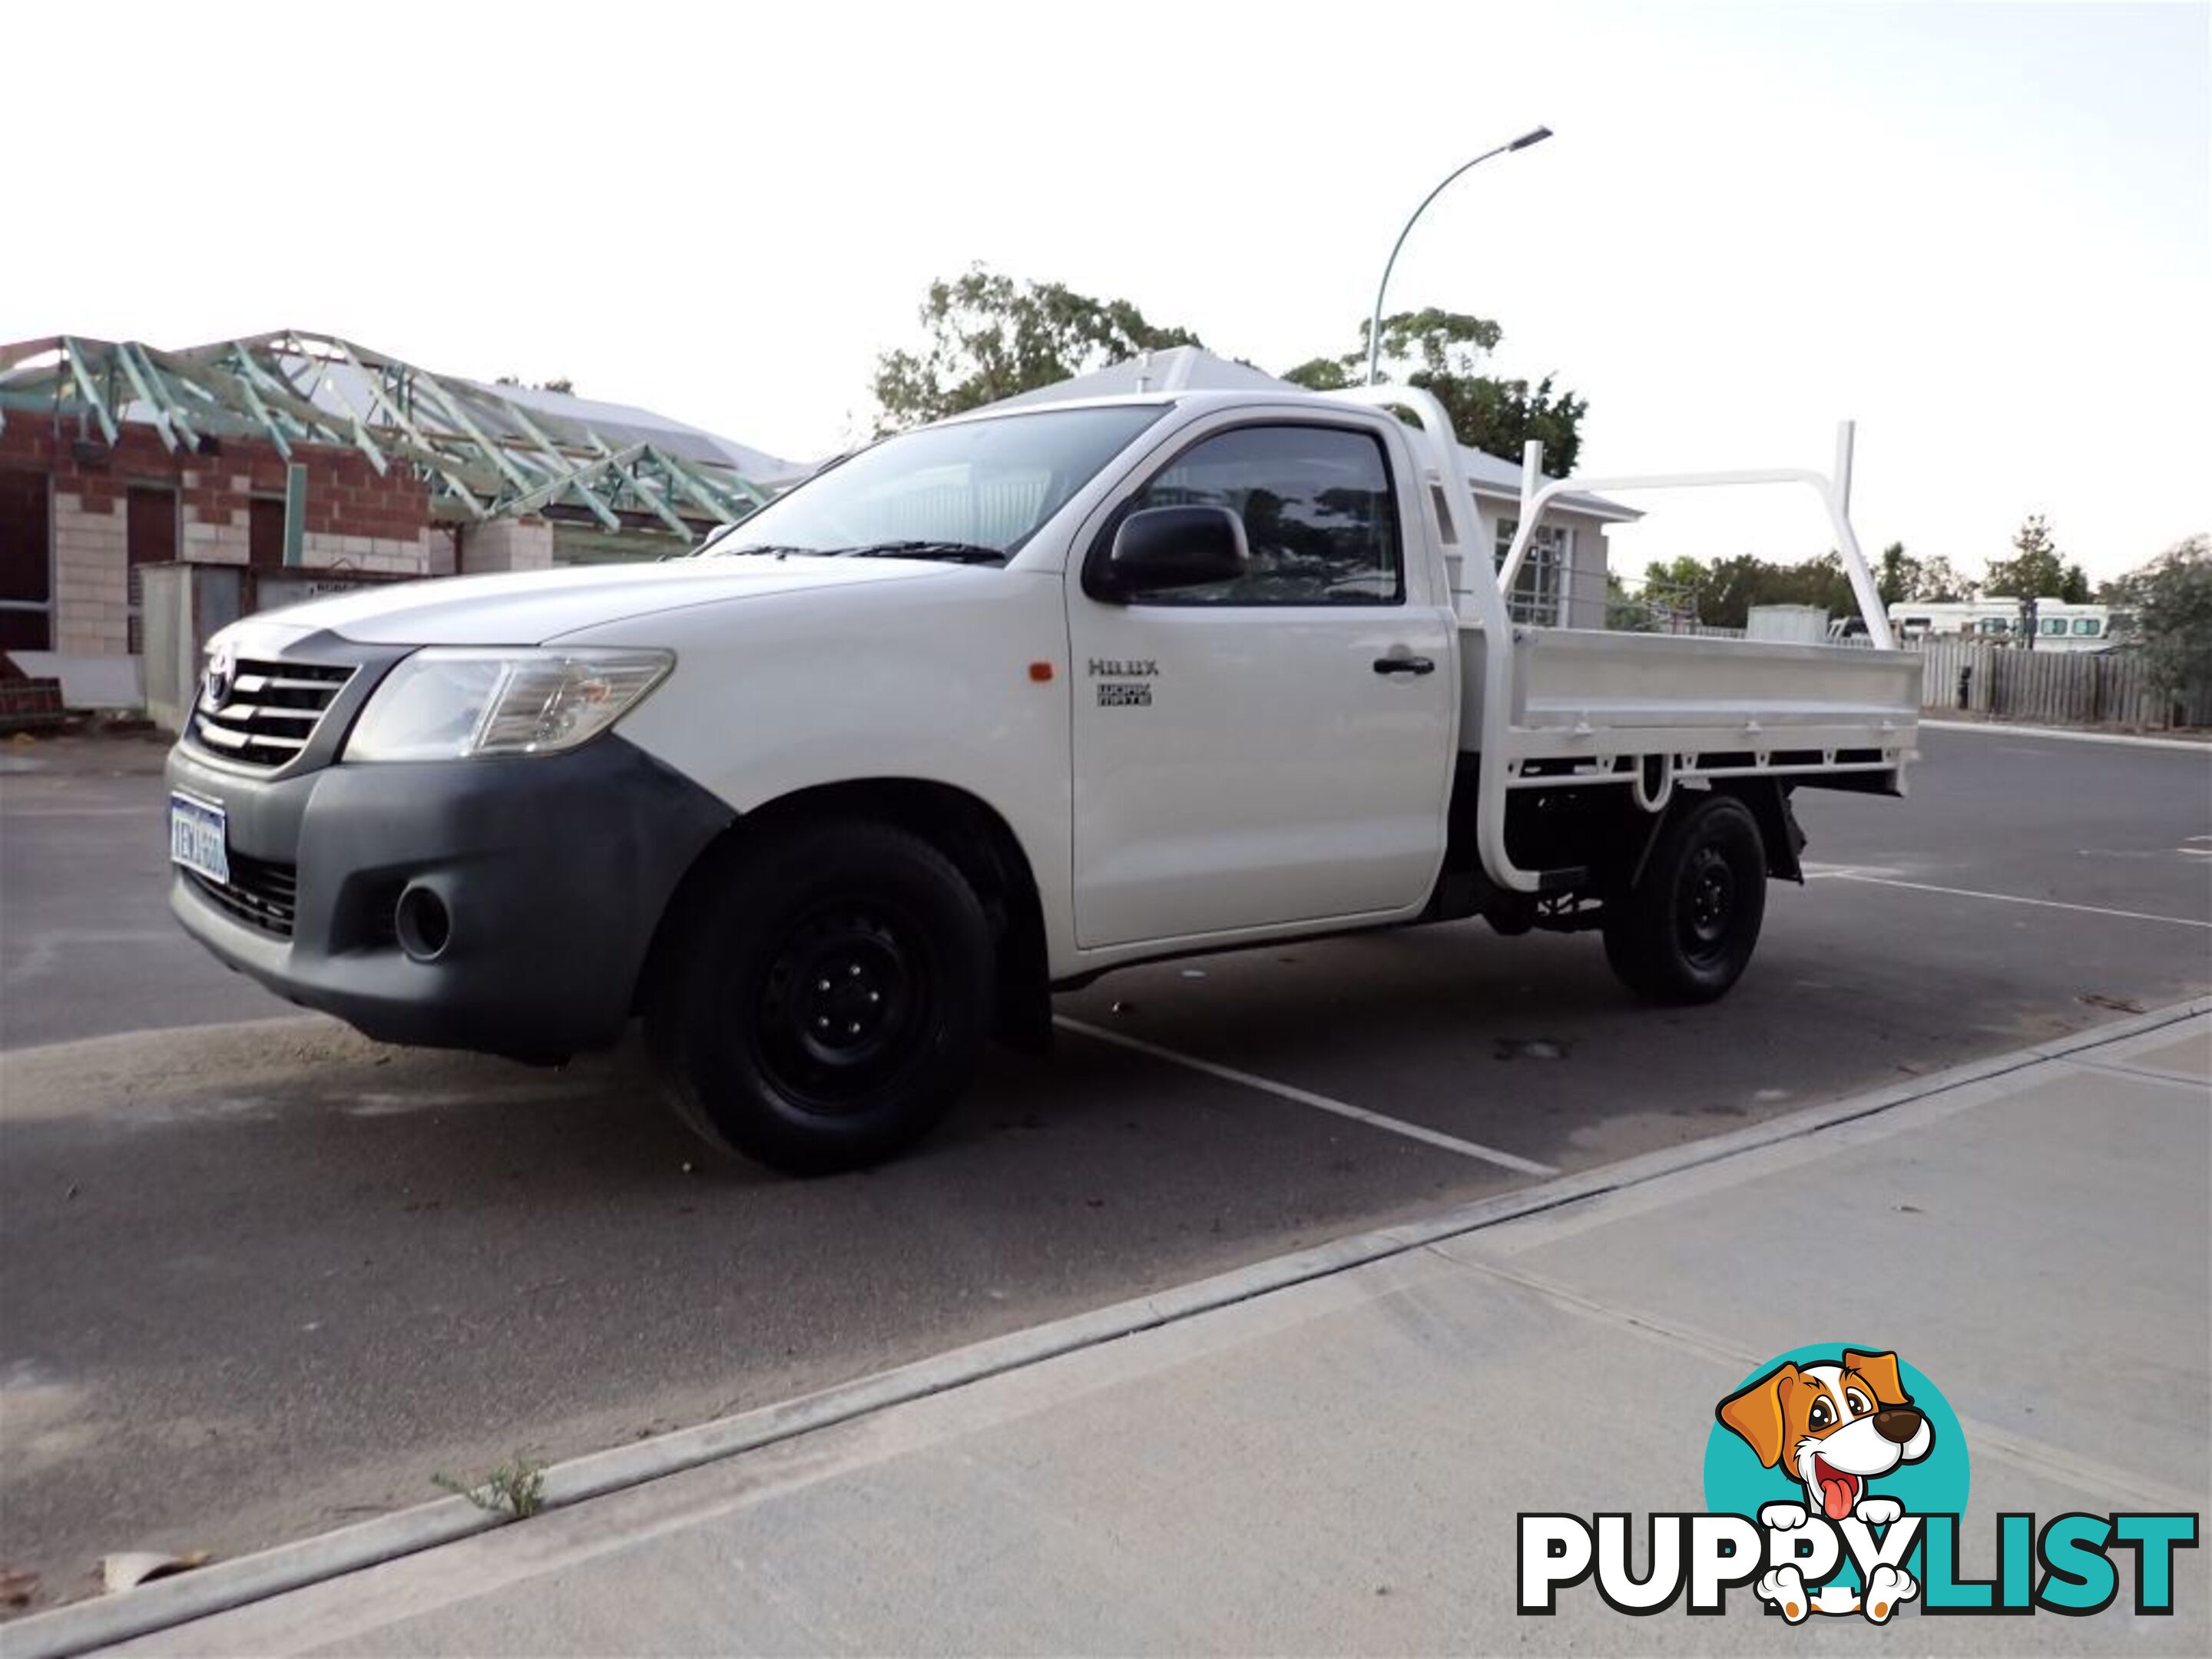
1054, 1016, 1561, 1177
1919, 719, 2212, 754
1830, 873, 2211, 929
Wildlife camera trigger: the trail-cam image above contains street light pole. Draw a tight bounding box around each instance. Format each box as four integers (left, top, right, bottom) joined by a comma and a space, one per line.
1366, 127, 1554, 386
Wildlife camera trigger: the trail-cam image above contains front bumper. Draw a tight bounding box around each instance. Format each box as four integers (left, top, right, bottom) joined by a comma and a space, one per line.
167, 736, 733, 1060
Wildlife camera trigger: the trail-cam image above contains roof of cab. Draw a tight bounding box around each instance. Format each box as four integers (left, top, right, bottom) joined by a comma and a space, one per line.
983, 345, 1637, 522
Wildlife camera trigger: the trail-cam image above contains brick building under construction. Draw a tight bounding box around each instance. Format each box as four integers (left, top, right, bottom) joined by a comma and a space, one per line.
0, 331, 798, 661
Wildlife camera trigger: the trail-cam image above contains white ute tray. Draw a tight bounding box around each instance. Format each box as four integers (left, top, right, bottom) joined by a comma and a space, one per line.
1461, 625, 1922, 759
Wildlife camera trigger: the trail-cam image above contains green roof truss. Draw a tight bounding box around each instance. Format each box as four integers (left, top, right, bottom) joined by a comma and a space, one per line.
0, 330, 770, 542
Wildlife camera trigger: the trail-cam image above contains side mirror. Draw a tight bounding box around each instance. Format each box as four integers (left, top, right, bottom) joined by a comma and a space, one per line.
1094, 505, 1247, 601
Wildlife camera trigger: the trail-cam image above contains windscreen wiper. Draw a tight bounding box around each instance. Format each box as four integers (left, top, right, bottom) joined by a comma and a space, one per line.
830, 540, 1008, 565
701, 544, 826, 560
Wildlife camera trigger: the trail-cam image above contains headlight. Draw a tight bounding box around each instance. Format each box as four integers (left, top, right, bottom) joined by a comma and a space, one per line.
343, 648, 673, 762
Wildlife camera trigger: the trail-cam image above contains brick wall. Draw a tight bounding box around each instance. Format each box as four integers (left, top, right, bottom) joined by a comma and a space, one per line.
459, 518, 555, 572
51, 491, 129, 653
300, 530, 442, 575
0, 418, 439, 654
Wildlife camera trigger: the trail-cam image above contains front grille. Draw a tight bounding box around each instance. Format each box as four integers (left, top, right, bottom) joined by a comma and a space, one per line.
186, 853, 299, 937
190, 658, 354, 770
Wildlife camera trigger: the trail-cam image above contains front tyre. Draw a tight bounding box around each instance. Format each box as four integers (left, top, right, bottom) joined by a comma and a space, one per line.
1602, 793, 1767, 1004
646, 820, 992, 1174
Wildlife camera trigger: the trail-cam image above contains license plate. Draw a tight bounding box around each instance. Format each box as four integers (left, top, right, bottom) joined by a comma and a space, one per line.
168, 793, 230, 886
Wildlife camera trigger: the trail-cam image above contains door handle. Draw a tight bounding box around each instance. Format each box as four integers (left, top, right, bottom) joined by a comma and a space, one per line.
1373, 655, 1436, 676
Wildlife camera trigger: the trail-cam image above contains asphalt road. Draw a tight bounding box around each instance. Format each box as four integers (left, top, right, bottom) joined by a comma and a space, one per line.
2, 724, 2207, 1610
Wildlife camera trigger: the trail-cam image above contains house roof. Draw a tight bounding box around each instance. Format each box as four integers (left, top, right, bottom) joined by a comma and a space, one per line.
0, 330, 803, 540
988, 346, 1638, 522
454, 376, 813, 491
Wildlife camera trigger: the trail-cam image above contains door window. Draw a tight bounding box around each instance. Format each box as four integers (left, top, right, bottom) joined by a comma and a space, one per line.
1121, 425, 1401, 604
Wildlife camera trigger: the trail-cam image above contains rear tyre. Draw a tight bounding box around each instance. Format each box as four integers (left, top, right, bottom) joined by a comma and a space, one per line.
1602, 793, 1767, 1004
645, 820, 992, 1174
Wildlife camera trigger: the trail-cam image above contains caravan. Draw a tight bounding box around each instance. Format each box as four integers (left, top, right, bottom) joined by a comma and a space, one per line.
1886, 599, 2118, 652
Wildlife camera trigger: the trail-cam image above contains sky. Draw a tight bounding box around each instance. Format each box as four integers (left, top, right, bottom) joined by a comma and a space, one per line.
6, 0, 2207, 585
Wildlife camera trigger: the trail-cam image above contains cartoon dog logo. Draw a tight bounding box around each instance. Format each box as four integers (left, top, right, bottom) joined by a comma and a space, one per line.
1716, 1349, 1932, 1623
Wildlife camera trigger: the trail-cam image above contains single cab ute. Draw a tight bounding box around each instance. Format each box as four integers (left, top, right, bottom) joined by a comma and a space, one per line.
168, 385, 1920, 1172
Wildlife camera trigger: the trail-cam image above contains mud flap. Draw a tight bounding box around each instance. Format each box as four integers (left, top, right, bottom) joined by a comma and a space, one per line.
1718, 779, 1807, 883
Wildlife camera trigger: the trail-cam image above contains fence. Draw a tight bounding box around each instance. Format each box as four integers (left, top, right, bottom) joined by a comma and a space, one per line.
1908, 637, 2211, 729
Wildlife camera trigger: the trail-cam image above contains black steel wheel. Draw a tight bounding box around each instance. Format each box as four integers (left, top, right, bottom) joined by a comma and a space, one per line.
751, 901, 933, 1111
1677, 843, 1740, 973
646, 820, 991, 1174
1603, 793, 1767, 1004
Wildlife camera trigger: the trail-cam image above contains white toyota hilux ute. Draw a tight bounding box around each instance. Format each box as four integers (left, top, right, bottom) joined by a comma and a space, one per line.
167, 386, 1921, 1173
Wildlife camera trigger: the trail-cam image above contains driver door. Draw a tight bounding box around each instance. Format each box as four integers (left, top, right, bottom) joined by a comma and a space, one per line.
1067, 417, 1455, 949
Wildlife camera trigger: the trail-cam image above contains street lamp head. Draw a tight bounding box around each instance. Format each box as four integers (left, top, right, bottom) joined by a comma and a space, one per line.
1364, 125, 1556, 384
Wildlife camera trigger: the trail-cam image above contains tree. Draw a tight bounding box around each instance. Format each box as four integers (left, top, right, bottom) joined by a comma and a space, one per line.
1876, 542, 1979, 605
1636, 551, 1856, 630
1876, 542, 1910, 607
2112, 534, 2212, 709
872, 266, 1201, 432
1280, 309, 1588, 475
1917, 555, 1979, 603
494, 374, 577, 396
1985, 515, 2090, 602
1641, 554, 1710, 594
1604, 569, 1662, 631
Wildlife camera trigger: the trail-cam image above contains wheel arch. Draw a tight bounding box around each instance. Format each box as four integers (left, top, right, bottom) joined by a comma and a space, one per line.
639, 777, 1052, 1051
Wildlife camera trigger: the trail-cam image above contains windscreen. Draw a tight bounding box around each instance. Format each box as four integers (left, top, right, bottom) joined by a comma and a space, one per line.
702, 404, 1170, 565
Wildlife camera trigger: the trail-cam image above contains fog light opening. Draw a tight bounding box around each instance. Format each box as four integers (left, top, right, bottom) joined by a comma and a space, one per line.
394, 884, 452, 963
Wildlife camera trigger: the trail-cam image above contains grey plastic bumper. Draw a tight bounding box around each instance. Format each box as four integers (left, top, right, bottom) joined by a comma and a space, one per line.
166, 736, 733, 1060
